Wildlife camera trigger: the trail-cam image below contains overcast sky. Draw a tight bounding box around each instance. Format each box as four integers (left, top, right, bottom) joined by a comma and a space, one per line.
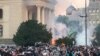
55, 0, 89, 16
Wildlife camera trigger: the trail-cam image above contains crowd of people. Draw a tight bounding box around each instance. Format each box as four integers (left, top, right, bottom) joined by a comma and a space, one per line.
0, 44, 100, 56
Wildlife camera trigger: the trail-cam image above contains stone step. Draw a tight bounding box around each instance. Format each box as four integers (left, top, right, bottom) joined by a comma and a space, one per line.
0, 39, 14, 44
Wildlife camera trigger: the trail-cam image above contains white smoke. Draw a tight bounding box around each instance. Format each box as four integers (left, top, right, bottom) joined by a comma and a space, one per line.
76, 29, 92, 46
76, 24, 96, 46
46, 17, 68, 40
47, 0, 96, 46
51, 22, 68, 39
47, 15, 96, 46
66, 4, 96, 46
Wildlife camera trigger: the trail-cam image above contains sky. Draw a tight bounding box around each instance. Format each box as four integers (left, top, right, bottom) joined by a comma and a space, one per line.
55, 0, 89, 16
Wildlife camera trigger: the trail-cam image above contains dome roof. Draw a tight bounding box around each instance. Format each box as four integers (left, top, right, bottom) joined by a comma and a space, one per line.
66, 5, 76, 15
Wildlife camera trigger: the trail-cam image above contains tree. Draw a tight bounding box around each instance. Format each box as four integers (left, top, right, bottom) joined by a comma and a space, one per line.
92, 24, 100, 46
56, 15, 79, 46
56, 15, 69, 26
68, 20, 82, 33
56, 37, 75, 46
56, 15, 82, 34
13, 20, 52, 46
56, 32, 76, 46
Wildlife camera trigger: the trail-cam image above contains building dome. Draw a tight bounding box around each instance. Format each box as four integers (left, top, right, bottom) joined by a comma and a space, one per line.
66, 5, 76, 15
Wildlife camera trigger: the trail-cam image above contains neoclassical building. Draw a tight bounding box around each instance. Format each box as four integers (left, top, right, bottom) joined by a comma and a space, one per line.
0, 0, 56, 41
87, 0, 100, 25
77, 0, 100, 26
67, 0, 100, 27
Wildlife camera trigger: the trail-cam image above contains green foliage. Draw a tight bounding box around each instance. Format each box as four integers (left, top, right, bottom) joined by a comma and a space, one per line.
13, 20, 52, 46
56, 15, 69, 25
56, 29, 76, 46
92, 24, 100, 46
56, 15, 82, 33
68, 20, 82, 32
56, 37, 75, 46
68, 31, 77, 38
56, 15, 80, 46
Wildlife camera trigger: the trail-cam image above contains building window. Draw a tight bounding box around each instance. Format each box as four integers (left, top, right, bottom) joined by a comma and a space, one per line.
92, 21, 95, 24
0, 25, 3, 37
0, 9, 3, 19
89, 21, 92, 24
97, 21, 100, 24
97, 16, 99, 18
89, 10, 92, 13
93, 10, 95, 13
97, 10, 99, 12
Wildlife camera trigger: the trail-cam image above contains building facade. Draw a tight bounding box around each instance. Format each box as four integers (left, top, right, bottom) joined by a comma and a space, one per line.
87, 0, 100, 25
67, 0, 100, 27
78, 0, 100, 26
0, 0, 56, 40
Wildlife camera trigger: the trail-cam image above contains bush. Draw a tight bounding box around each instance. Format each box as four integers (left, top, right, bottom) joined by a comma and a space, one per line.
13, 20, 52, 46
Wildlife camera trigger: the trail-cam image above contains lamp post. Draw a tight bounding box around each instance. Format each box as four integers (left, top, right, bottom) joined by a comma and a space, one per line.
85, 0, 87, 48
79, 0, 87, 47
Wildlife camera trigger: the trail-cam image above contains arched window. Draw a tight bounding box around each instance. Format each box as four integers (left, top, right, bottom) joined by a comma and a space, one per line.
0, 25, 3, 37
0, 9, 3, 19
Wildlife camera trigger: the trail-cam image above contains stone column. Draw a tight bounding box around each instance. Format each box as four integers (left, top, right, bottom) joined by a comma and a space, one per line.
47, 9, 49, 20
51, 9, 55, 19
45, 8, 49, 24
28, 10, 32, 20
49, 9, 52, 19
42, 7, 45, 24
47, 9, 52, 29
37, 6, 41, 23
24, 8, 29, 21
